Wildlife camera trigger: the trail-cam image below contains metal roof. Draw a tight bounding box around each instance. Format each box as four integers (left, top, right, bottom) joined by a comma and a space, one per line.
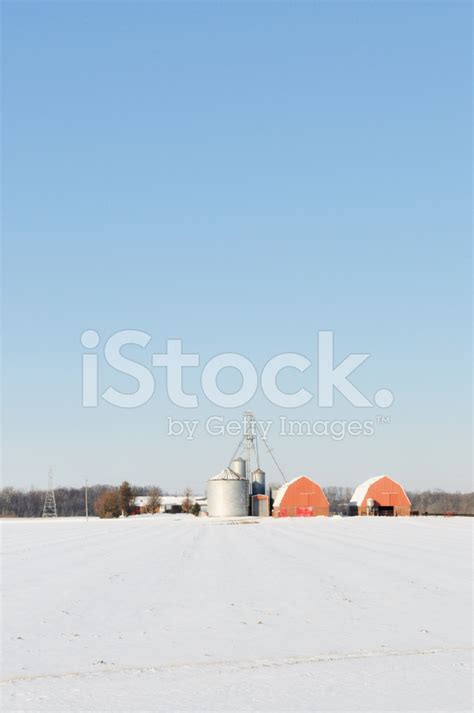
133, 495, 205, 506
349, 475, 409, 505
209, 467, 246, 481
273, 476, 311, 507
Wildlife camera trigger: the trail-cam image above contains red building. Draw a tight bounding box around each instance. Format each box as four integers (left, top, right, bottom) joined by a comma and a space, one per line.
272, 476, 329, 518
349, 475, 411, 516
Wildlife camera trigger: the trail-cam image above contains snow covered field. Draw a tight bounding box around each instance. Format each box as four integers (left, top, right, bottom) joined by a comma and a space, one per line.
1, 515, 472, 712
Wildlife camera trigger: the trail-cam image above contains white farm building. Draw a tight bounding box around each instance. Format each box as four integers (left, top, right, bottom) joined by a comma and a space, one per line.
133, 495, 207, 515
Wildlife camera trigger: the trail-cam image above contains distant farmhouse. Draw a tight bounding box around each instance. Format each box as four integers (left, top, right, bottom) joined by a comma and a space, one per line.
132, 495, 207, 515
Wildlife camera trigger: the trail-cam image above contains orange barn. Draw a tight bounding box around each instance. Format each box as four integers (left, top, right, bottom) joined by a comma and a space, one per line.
272, 476, 329, 517
349, 475, 411, 516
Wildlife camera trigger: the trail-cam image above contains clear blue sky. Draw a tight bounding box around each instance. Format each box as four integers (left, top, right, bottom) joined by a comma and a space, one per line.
2, 1, 471, 492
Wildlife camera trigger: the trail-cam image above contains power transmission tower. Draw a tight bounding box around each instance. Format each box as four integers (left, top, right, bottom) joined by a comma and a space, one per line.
42, 469, 58, 517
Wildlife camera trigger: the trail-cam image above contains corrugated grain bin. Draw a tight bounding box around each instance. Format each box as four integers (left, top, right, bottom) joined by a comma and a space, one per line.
230, 457, 247, 479
207, 468, 249, 517
251, 468, 266, 496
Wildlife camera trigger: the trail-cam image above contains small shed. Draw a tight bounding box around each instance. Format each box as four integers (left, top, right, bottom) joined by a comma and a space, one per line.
251, 494, 269, 517
349, 475, 411, 516
272, 476, 329, 518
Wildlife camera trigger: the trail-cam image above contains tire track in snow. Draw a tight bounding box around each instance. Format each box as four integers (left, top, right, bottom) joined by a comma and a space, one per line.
1, 645, 471, 685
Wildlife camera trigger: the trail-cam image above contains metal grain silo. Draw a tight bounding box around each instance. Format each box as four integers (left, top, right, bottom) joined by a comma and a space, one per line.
230, 457, 247, 480
207, 468, 249, 517
251, 468, 266, 496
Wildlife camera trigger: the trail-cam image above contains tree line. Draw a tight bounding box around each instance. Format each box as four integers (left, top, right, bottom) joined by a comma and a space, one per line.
0, 483, 200, 518
323, 486, 354, 514
406, 490, 474, 516
0, 484, 472, 517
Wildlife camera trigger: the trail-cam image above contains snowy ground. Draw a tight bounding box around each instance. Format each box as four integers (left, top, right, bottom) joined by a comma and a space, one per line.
1, 515, 472, 712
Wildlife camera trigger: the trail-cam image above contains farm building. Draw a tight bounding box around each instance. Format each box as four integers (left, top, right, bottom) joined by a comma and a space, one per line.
349, 475, 411, 516
272, 476, 329, 517
132, 495, 207, 515
251, 494, 270, 517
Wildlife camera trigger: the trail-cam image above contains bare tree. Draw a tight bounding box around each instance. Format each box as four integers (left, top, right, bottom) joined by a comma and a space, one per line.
94, 490, 121, 518
181, 487, 194, 514
146, 487, 162, 514
323, 486, 354, 514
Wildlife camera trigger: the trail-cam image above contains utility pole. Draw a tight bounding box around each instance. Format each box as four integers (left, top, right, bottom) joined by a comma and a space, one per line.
85, 479, 89, 521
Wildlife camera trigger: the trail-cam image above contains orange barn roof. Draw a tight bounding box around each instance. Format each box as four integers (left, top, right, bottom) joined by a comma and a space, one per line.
273, 476, 329, 510
350, 475, 411, 509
